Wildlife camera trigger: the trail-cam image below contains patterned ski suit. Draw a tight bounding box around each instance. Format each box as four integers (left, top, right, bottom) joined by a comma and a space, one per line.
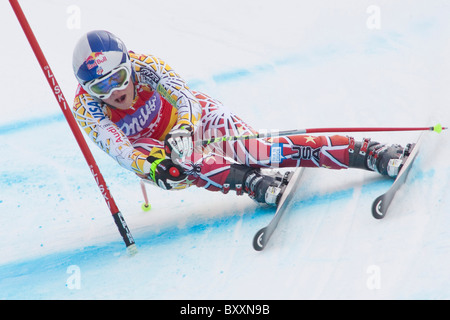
73, 52, 353, 194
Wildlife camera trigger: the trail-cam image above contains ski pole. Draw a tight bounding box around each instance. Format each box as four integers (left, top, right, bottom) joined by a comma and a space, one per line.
140, 180, 151, 212
9, 0, 138, 256
199, 123, 447, 146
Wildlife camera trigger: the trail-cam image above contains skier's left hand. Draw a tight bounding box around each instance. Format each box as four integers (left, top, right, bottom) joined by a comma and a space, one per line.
164, 124, 194, 159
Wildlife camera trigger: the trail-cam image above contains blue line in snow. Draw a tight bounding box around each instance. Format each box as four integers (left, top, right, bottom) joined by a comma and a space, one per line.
0, 113, 65, 135
0, 180, 392, 287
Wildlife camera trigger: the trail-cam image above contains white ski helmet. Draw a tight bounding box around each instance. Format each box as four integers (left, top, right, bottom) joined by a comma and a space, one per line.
72, 30, 132, 98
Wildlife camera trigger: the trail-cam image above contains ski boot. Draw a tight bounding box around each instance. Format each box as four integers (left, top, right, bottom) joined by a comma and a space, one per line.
382, 142, 416, 177
223, 164, 293, 206
348, 138, 413, 178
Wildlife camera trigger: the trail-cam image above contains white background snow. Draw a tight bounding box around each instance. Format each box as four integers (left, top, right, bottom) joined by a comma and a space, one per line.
1, 0, 450, 300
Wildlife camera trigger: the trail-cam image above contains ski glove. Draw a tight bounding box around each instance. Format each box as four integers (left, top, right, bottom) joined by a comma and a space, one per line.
164, 124, 194, 159
147, 155, 187, 190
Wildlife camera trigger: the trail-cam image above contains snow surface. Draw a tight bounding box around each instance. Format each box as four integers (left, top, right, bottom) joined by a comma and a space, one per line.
1, 0, 450, 300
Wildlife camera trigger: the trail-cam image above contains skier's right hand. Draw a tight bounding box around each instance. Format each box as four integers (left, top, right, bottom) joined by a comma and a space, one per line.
146, 149, 187, 190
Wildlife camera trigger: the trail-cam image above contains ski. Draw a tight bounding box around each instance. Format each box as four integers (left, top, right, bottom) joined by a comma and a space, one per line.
371, 135, 423, 219
253, 167, 305, 251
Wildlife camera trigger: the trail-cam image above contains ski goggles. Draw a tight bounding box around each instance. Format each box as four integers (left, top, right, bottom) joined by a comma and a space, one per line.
86, 65, 131, 100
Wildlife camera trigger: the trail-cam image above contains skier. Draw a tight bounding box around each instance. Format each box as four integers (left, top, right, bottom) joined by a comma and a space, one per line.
72, 30, 408, 206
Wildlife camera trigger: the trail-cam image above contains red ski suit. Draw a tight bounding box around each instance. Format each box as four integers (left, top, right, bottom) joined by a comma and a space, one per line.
73, 53, 352, 193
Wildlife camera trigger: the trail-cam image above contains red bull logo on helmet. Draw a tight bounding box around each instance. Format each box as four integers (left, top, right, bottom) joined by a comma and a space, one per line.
85, 52, 107, 70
